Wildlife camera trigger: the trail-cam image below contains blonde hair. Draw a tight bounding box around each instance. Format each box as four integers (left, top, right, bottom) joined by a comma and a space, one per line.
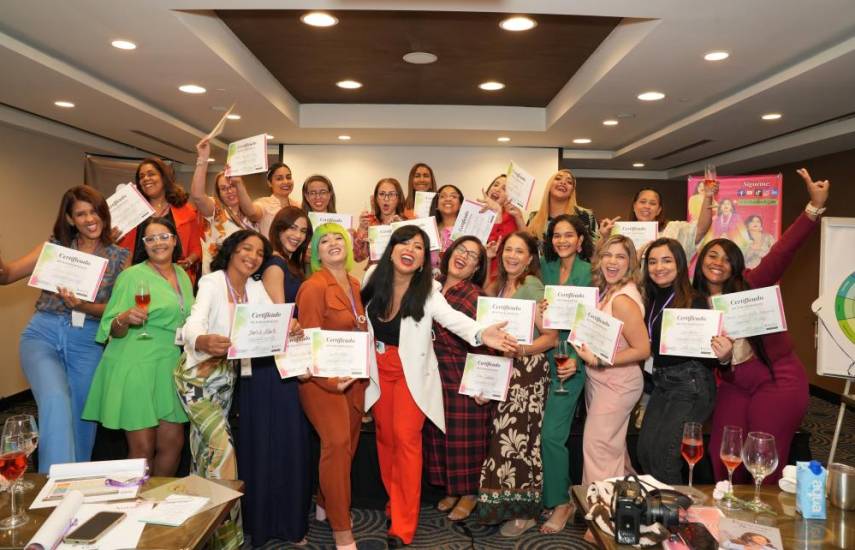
526, 169, 578, 238
591, 234, 641, 294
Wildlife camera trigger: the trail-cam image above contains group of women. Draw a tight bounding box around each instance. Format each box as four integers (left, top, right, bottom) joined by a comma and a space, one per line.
0, 141, 831, 548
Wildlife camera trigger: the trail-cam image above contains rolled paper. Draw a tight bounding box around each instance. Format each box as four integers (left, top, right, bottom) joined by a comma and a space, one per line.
25, 490, 84, 550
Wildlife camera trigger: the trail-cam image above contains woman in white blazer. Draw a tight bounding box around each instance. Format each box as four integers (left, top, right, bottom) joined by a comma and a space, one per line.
361, 225, 517, 547
176, 229, 272, 550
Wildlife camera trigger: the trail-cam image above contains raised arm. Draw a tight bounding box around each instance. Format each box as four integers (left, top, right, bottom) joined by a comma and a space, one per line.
190, 139, 216, 218
0, 243, 42, 285
234, 178, 258, 224
694, 183, 717, 244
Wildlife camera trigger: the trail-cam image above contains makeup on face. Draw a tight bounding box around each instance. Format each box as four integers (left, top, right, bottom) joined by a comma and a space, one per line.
229, 236, 265, 278
391, 235, 426, 274
305, 180, 332, 212
67, 200, 103, 241
633, 190, 662, 222
551, 220, 581, 259
269, 167, 294, 198
448, 242, 480, 280
142, 223, 175, 262
501, 236, 531, 278
280, 217, 309, 253
701, 244, 733, 285
138, 163, 164, 200
318, 232, 347, 266
646, 245, 678, 287
600, 243, 630, 284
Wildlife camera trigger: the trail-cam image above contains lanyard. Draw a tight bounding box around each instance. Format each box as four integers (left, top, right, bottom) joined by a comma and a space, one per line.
647, 291, 675, 341
343, 281, 367, 327
224, 273, 247, 305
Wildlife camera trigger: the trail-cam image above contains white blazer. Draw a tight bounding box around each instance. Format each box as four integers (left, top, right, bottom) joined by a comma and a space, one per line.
183, 270, 271, 369
363, 267, 484, 433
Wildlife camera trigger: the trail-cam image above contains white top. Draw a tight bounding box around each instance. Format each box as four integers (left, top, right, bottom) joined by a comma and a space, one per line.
661, 220, 699, 259
255, 195, 295, 238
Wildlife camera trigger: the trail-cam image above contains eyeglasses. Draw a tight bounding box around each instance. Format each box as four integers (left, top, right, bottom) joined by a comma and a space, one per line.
306, 190, 330, 198
142, 233, 174, 244
377, 191, 399, 200
453, 246, 480, 262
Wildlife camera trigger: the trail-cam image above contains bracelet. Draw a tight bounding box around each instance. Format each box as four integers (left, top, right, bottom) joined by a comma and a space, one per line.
114, 314, 126, 328
196, 157, 207, 166
805, 202, 826, 216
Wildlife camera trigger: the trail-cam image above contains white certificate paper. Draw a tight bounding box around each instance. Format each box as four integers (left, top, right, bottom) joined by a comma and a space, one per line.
569, 303, 624, 364
368, 225, 393, 261
308, 212, 353, 230
311, 330, 371, 378
476, 296, 536, 344
227, 303, 294, 359
413, 191, 436, 219
107, 183, 154, 239
225, 134, 269, 177
458, 353, 513, 401
27, 242, 109, 302
543, 285, 599, 330
506, 161, 536, 210
274, 328, 317, 379
391, 217, 441, 251
451, 199, 497, 244
613, 221, 658, 252
659, 309, 723, 358
710, 285, 788, 338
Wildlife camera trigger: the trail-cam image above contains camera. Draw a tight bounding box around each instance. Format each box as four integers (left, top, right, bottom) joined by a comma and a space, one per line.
613, 478, 689, 545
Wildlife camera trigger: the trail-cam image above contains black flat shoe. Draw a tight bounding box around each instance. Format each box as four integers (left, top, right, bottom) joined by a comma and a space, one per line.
386, 535, 408, 548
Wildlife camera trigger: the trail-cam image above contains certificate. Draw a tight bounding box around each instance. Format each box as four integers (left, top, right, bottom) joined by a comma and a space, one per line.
368, 225, 393, 261
458, 353, 513, 401
568, 303, 624, 364
27, 242, 109, 302
107, 183, 154, 239
391, 217, 441, 251
227, 303, 294, 359
204, 103, 235, 140
613, 221, 658, 252
274, 328, 317, 379
506, 161, 536, 210
413, 191, 436, 219
543, 285, 599, 330
476, 296, 536, 344
451, 199, 497, 244
225, 134, 268, 177
308, 212, 353, 230
311, 330, 371, 378
659, 308, 723, 358
710, 285, 788, 338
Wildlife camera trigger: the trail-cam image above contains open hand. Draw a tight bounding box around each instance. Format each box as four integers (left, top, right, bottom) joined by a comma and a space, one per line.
481, 321, 520, 353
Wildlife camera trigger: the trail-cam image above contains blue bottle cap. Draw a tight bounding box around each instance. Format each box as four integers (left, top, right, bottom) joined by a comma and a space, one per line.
809, 460, 823, 475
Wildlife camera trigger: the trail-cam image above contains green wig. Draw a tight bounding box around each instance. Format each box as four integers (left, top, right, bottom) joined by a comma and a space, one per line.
309, 223, 354, 273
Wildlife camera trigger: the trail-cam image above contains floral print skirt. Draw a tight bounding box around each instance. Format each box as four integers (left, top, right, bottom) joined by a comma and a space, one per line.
477, 352, 550, 523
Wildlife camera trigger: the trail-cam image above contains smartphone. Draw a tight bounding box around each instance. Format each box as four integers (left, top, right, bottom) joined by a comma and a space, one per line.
674, 522, 718, 550
63, 511, 126, 544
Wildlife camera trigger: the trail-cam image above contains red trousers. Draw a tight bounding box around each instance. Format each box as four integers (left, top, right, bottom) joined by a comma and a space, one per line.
373, 346, 426, 544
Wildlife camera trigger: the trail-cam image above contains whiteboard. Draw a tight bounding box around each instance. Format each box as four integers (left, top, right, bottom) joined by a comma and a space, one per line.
815, 217, 855, 378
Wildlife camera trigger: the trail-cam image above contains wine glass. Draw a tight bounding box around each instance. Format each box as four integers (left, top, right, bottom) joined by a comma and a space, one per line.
704, 164, 717, 187
719, 425, 744, 509
4, 415, 37, 493
0, 432, 30, 528
135, 279, 152, 340
553, 340, 574, 395
742, 432, 778, 512
681, 422, 705, 502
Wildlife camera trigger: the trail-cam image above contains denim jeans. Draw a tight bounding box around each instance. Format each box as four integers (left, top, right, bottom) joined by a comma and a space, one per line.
637, 361, 716, 484
19, 311, 103, 472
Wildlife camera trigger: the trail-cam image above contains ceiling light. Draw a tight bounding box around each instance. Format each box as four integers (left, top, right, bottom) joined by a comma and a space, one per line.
573, 138, 592, 144
336, 80, 362, 89
497, 136, 511, 142
638, 91, 665, 101
761, 113, 782, 120
499, 16, 537, 32
603, 119, 619, 126
301, 12, 338, 27
704, 51, 730, 61
226, 114, 241, 120
403, 52, 438, 65
208, 158, 215, 163
265, 134, 274, 139
479, 81, 505, 91
633, 162, 645, 168
338, 135, 351, 141
111, 40, 136, 50
54, 101, 75, 108
179, 84, 206, 94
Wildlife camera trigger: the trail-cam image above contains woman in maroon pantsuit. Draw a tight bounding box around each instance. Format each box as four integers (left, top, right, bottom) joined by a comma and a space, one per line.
424, 236, 494, 521
694, 168, 830, 484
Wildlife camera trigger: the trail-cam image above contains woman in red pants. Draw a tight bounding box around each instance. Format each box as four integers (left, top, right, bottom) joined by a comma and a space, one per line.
693, 168, 830, 483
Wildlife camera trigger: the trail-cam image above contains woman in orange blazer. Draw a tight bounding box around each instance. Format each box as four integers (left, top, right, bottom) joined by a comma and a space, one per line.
119, 158, 202, 284
295, 222, 373, 550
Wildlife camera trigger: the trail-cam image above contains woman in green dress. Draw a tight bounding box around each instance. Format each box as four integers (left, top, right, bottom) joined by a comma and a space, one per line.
83, 217, 193, 476
537, 214, 594, 534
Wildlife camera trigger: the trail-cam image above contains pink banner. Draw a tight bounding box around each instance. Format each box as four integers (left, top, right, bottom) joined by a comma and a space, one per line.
687, 174, 783, 269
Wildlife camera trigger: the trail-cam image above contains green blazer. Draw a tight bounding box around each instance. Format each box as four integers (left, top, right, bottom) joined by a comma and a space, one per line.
540, 256, 594, 366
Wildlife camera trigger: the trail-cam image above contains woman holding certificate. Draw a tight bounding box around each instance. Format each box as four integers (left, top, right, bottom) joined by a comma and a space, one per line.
300, 174, 339, 214
294, 223, 369, 550
428, 184, 464, 272
361, 225, 517, 547
481, 175, 527, 280
249, 163, 300, 238
526, 169, 598, 247
403, 162, 437, 218
83, 216, 193, 476
120, 158, 202, 284
177, 229, 273, 550
479, 231, 557, 537
354, 178, 409, 264
572, 234, 650, 485
1, 186, 128, 471
696, 168, 829, 484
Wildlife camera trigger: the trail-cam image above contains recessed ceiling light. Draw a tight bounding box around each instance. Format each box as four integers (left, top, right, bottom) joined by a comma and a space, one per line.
479, 81, 505, 91
336, 80, 362, 89
603, 119, 619, 126
54, 101, 75, 108
207, 158, 215, 163
761, 113, 782, 120
111, 40, 137, 50
499, 16, 537, 32
497, 136, 511, 142
301, 12, 338, 27
572, 138, 592, 144
633, 162, 645, 168
704, 51, 730, 61
226, 114, 241, 120
403, 52, 438, 65
338, 135, 351, 141
179, 84, 206, 94
265, 134, 274, 139
638, 91, 665, 101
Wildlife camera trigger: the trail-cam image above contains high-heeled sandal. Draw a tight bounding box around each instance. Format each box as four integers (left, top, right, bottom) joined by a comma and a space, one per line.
436, 495, 459, 513
447, 495, 478, 521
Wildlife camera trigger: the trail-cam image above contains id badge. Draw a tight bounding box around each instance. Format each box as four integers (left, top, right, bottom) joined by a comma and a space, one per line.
71, 310, 86, 328
174, 326, 185, 346
240, 358, 252, 377
375, 340, 386, 355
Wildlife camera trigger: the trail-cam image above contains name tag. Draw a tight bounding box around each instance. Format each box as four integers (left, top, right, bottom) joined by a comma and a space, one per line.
240, 358, 252, 377
71, 310, 86, 328
174, 326, 185, 346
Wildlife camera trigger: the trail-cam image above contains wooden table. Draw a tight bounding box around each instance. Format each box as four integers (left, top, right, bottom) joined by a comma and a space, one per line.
572, 483, 855, 549
0, 474, 242, 550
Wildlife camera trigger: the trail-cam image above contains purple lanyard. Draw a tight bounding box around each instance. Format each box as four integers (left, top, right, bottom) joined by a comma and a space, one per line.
224, 274, 247, 305
647, 292, 675, 341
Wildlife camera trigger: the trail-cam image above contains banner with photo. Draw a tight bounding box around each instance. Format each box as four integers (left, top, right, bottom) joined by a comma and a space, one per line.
687, 174, 783, 269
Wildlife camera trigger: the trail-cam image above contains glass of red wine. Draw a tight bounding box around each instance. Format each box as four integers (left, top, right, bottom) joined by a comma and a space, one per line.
4, 415, 37, 493
0, 432, 30, 528
719, 425, 743, 509
681, 422, 706, 503
553, 340, 574, 395
136, 279, 152, 340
